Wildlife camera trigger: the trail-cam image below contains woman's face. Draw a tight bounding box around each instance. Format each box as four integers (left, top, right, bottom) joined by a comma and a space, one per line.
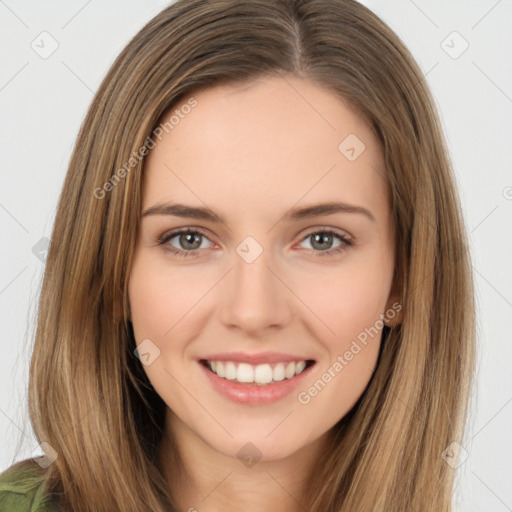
128, 74, 399, 461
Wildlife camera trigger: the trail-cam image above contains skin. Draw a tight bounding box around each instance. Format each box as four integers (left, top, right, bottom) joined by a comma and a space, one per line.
128, 73, 401, 512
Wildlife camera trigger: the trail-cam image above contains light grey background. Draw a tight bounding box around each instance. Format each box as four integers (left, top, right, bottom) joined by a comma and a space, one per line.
1, 1, 511, 510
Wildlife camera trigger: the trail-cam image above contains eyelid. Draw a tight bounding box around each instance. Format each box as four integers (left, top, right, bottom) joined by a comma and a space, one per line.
157, 226, 215, 244
296, 225, 353, 242
158, 225, 353, 243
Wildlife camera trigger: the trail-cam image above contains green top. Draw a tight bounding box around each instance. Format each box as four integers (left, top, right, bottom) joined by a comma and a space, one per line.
0, 460, 56, 511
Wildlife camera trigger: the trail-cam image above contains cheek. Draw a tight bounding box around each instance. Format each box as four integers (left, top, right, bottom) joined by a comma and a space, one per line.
294, 257, 392, 349
128, 256, 195, 406
128, 254, 205, 342
326, 275, 387, 340
288, 258, 391, 420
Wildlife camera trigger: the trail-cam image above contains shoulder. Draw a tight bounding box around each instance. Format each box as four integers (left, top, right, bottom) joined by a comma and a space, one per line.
0, 459, 56, 511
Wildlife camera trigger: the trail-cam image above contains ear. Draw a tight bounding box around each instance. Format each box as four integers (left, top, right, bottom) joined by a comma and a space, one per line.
384, 272, 403, 328
383, 295, 403, 327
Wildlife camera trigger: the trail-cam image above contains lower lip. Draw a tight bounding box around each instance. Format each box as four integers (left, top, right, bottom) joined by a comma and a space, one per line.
198, 361, 315, 406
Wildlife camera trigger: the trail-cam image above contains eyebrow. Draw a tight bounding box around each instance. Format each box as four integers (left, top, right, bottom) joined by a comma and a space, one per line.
142, 201, 376, 223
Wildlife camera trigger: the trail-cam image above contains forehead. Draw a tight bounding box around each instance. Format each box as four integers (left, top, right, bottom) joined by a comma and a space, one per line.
142, 74, 387, 219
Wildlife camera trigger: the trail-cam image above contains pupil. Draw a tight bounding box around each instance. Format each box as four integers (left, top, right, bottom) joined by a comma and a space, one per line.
181, 233, 201, 250
312, 233, 332, 250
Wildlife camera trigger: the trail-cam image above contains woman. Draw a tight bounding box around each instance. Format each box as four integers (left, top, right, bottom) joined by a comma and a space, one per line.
0, 0, 475, 511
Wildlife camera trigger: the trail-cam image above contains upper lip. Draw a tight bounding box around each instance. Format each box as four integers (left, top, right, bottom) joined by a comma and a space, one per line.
200, 351, 315, 365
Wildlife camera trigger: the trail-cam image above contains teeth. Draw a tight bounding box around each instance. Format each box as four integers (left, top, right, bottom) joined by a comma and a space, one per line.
225, 362, 237, 380
295, 360, 306, 374
285, 362, 295, 379
237, 363, 254, 383
215, 361, 225, 377
254, 363, 273, 384
205, 360, 310, 385
273, 363, 285, 381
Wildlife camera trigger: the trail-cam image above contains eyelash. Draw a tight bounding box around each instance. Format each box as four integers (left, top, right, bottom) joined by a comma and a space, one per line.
157, 227, 353, 259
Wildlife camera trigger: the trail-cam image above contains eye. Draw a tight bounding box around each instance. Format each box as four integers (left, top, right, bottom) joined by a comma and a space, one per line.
157, 227, 353, 259
158, 228, 214, 258
297, 229, 353, 257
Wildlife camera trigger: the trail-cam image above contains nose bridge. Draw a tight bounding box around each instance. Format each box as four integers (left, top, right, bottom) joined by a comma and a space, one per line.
218, 239, 290, 334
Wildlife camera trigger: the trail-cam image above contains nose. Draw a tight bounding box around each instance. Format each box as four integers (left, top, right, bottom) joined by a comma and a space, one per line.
218, 247, 292, 336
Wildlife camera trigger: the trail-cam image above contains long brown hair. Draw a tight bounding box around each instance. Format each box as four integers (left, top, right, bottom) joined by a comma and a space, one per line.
12, 0, 476, 510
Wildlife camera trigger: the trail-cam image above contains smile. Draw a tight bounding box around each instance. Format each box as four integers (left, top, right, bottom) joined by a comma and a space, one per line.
198, 358, 316, 406
201, 359, 314, 386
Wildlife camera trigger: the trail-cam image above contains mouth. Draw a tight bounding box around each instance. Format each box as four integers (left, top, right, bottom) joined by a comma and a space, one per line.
199, 358, 316, 386
198, 357, 316, 406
